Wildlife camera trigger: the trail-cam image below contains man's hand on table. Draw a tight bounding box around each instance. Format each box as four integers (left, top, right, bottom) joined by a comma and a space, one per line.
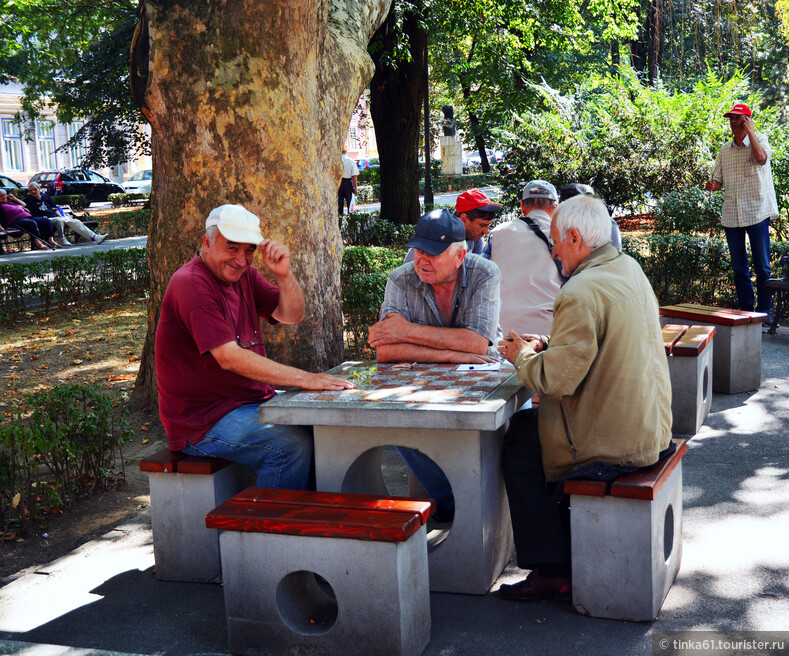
448, 352, 499, 364
499, 331, 543, 364
300, 372, 356, 391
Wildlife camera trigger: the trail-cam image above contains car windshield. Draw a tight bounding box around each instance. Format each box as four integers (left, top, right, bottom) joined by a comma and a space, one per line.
129, 170, 152, 181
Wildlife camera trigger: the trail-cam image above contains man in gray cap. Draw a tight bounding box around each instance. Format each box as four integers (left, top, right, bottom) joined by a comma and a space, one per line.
155, 204, 354, 490
369, 208, 501, 521
484, 180, 564, 336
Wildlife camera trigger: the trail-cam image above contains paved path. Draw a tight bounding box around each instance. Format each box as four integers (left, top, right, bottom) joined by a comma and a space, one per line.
0, 328, 787, 655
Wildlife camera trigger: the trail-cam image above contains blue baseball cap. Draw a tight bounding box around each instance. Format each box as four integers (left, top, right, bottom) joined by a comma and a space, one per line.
406, 209, 466, 255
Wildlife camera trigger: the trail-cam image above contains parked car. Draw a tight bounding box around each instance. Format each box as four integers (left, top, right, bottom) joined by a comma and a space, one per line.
122, 169, 152, 194
463, 148, 503, 167
355, 157, 380, 170
0, 174, 24, 196
28, 168, 124, 203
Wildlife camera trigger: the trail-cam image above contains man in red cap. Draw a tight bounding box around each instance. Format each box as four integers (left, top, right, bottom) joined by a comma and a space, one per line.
404, 188, 501, 263
706, 103, 778, 324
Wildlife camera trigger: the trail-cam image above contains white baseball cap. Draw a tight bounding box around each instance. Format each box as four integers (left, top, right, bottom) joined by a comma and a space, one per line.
205, 204, 264, 245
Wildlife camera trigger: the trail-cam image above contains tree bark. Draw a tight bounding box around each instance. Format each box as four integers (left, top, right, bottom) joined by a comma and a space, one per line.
130, 0, 392, 409
369, 4, 425, 226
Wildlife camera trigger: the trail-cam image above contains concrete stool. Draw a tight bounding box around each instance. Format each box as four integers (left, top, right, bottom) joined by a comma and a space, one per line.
140, 449, 249, 583
206, 488, 433, 656
662, 324, 715, 435
659, 304, 766, 394
564, 439, 687, 621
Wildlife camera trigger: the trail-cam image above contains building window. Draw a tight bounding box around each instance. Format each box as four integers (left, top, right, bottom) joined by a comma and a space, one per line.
2, 119, 25, 171
68, 121, 87, 166
349, 127, 358, 151
37, 119, 58, 169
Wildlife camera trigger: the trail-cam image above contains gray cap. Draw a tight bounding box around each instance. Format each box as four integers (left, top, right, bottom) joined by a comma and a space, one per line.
522, 180, 558, 202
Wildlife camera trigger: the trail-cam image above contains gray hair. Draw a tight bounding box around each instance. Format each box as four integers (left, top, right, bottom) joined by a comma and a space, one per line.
28, 181, 40, 190
447, 240, 467, 256
522, 196, 557, 213
199, 224, 220, 254
553, 195, 612, 249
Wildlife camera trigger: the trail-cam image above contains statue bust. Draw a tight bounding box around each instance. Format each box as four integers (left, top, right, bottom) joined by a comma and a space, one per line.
442, 104, 456, 137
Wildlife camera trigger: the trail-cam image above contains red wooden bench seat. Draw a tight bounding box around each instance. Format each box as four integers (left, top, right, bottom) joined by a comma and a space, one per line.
139, 447, 230, 474
206, 487, 434, 543
660, 303, 764, 326
563, 439, 687, 500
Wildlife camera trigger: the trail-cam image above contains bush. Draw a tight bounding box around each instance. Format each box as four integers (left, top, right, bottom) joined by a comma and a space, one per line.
56, 194, 89, 210
0, 248, 149, 319
341, 212, 415, 247
0, 385, 133, 537
108, 192, 150, 207
97, 208, 150, 239
652, 187, 724, 237
342, 246, 406, 358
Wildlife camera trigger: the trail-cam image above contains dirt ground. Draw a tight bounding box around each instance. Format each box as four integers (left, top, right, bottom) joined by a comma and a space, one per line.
0, 293, 166, 583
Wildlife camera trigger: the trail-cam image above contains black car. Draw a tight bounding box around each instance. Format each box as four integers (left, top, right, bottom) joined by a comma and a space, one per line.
28, 168, 124, 203
0, 174, 25, 196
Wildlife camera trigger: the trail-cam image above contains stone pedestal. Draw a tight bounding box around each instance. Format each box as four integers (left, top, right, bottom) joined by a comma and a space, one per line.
440, 135, 463, 175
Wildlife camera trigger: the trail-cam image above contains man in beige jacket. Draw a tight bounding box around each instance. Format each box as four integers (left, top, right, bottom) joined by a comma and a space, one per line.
498, 194, 672, 602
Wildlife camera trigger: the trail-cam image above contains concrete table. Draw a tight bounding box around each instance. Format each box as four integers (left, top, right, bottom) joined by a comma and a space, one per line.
259, 361, 529, 595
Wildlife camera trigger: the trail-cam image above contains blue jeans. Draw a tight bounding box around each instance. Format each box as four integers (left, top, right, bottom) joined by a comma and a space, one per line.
181, 403, 313, 489
396, 447, 454, 520
724, 218, 772, 315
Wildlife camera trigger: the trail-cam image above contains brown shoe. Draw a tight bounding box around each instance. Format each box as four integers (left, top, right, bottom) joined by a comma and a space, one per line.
499, 571, 571, 602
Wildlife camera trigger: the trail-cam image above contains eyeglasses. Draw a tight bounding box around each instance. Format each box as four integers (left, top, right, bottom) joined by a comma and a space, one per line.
219, 287, 262, 350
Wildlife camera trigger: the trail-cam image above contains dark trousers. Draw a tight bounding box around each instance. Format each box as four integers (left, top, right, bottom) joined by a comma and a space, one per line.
338, 178, 354, 216
724, 218, 772, 314
501, 409, 571, 571
11, 216, 55, 240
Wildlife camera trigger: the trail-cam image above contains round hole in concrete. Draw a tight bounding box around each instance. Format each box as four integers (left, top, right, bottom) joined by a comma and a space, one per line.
276, 570, 337, 635
663, 504, 674, 562
702, 365, 709, 404
342, 445, 454, 551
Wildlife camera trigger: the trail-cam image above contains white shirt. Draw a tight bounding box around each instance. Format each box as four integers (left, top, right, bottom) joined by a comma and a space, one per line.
711, 133, 779, 228
341, 154, 359, 179
487, 209, 563, 336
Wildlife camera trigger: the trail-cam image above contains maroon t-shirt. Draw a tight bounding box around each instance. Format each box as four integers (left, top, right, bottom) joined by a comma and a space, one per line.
155, 255, 280, 449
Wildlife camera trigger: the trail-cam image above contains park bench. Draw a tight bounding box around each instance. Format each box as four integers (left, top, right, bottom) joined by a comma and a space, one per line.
0, 215, 100, 254
564, 439, 687, 621
764, 255, 789, 335
662, 324, 715, 435
139, 448, 250, 583
206, 487, 434, 656
659, 303, 766, 394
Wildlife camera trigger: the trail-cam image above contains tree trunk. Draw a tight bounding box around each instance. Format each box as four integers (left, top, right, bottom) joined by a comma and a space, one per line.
647, 0, 664, 85
130, 0, 392, 409
369, 4, 425, 226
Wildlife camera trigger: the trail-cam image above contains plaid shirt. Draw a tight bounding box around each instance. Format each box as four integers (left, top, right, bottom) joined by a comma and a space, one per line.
380, 253, 502, 357
710, 133, 779, 228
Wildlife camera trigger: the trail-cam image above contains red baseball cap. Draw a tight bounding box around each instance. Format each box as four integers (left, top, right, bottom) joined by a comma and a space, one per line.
455, 189, 502, 214
724, 103, 752, 118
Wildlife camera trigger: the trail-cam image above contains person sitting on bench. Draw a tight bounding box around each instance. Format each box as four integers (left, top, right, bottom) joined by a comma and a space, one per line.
24, 182, 108, 246
0, 189, 59, 250
155, 204, 354, 489
497, 194, 672, 602
368, 209, 501, 522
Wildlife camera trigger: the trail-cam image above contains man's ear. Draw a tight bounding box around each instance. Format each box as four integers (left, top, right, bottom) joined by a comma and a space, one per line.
567, 227, 582, 247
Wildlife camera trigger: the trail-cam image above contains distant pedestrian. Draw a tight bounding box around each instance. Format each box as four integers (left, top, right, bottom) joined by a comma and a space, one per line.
706, 103, 778, 324
338, 147, 359, 217
24, 182, 108, 246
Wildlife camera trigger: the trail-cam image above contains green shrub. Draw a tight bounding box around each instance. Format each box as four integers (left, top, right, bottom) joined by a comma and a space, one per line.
342, 246, 406, 358
341, 212, 415, 247
0, 385, 133, 537
108, 192, 150, 207
652, 187, 724, 237
56, 194, 89, 210
98, 208, 150, 239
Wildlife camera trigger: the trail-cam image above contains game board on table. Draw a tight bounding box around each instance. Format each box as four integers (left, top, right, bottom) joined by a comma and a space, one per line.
299, 362, 517, 405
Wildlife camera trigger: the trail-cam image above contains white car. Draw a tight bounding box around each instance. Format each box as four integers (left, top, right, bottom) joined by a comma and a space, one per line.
122, 169, 152, 194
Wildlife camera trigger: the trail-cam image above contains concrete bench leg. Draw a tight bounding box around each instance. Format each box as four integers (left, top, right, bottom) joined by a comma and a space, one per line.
148, 463, 249, 582
668, 343, 713, 435
220, 527, 431, 656
570, 463, 683, 621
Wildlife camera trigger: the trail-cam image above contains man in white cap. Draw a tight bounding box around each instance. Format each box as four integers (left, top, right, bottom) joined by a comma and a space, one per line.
155, 204, 354, 489
706, 103, 778, 324
483, 180, 564, 336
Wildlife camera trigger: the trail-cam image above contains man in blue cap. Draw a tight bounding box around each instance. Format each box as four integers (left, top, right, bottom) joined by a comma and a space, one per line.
368, 208, 502, 521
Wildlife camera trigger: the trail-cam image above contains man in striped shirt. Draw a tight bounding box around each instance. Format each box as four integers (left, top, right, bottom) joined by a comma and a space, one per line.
706, 103, 778, 323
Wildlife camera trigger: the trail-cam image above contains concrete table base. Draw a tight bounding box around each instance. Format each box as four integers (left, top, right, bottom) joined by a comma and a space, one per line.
667, 341, 714, 435
314, 425, 514, 595
148, 463, 249, 583
570, 462, 683, 621
660, 317, 762, 394
220, 527, 431, 656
